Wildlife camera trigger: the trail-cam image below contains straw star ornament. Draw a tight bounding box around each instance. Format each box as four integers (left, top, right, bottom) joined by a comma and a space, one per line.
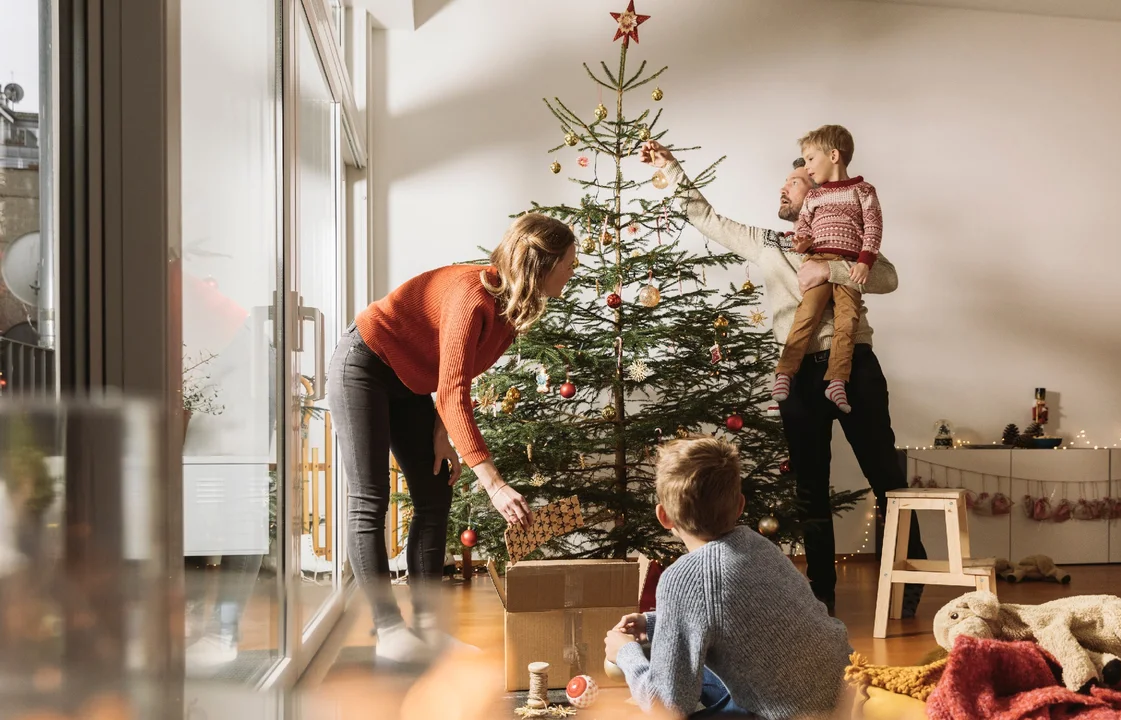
610, 0, 650, 46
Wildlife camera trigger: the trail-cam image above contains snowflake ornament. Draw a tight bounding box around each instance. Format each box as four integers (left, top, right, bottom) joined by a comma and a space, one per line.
626, 359, 652, 382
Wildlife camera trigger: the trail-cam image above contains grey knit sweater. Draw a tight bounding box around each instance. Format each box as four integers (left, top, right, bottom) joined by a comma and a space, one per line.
615, 527, 851, 719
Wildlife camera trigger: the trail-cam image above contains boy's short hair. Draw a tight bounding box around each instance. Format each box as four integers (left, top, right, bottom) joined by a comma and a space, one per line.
799, 124, 854, 166
655, 436, 742, 539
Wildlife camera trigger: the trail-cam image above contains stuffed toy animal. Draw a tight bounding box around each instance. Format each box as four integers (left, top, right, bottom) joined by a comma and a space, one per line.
933, 591, 1121, 692
994, 555, 1071, 584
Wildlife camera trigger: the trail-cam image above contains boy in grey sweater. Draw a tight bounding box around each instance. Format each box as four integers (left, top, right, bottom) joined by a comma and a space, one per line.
605, 437, 852, 719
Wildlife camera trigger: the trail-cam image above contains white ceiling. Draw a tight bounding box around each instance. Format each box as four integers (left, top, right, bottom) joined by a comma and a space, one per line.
855, 0, 1121, 22
349, 0, 1121, 32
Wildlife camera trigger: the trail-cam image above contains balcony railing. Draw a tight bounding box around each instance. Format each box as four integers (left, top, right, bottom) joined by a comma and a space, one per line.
0, 335, 54, 396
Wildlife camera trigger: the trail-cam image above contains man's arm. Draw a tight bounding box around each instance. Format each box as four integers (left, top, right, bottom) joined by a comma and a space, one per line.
825, 253, 898, 295
614, 570, 713, 716
661, 161, 767, 263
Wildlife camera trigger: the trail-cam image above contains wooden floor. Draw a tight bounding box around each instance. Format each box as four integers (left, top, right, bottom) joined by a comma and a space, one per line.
294, 560, 1121, 719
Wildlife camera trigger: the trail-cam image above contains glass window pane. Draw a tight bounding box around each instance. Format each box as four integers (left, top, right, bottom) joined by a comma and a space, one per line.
0, 0, 57, 396
180, 0, 283, 685
295, 7, 341, 635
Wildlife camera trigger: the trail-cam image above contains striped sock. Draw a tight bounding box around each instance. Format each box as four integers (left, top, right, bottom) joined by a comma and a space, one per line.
826, 380, 851, 413
772, 373, 792, 402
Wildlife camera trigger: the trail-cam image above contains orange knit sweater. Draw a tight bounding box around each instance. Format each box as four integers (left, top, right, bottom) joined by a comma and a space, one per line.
354, 264, 515, 467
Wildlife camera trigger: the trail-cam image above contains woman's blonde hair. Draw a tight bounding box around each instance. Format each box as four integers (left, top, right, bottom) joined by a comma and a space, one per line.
482, 213, 575, 334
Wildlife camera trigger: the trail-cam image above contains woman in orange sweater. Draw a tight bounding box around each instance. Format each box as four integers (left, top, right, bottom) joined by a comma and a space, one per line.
328, 213, 576, 667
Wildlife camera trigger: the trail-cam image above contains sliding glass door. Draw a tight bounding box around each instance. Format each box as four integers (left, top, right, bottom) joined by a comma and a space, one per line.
179, 0, 358, 692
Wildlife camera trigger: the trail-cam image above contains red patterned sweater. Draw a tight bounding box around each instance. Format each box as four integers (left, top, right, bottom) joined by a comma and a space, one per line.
355, 265, 515, 467
794, 176, 883, 266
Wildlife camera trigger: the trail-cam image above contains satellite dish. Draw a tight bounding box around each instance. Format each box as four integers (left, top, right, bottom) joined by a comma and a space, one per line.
3, 84, 24, 105
1, 231, 41, 307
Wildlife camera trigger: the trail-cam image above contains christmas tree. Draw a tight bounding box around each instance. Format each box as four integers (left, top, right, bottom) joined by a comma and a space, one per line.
398, 3, 868, 568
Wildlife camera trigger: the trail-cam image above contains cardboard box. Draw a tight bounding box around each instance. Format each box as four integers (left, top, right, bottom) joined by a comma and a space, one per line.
488, 558, 641, 691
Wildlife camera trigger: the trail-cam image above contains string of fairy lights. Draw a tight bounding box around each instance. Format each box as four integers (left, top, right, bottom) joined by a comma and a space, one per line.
897, 432, 1121, 451
839, 506, 876, 562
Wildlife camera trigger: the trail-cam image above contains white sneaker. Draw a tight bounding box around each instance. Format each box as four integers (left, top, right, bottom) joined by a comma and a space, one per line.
186, 634, 238, 675
414, 614, 480, 655
374, 623, 434, 668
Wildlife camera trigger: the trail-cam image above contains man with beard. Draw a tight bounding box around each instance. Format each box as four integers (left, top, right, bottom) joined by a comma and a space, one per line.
640, 140, 926, 618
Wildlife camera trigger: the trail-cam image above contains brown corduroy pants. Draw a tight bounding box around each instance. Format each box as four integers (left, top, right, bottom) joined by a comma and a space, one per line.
776, 254, 861, 382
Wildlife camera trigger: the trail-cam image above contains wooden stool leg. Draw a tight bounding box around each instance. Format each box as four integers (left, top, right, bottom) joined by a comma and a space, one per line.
974, 568, 996, 595
889, 508, 912, 619
944, 497, 967, 575
873, 499, 902, 639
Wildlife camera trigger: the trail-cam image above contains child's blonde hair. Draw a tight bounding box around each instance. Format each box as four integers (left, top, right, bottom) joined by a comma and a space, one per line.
799, 124, 855, 166
655, 436, 742, 539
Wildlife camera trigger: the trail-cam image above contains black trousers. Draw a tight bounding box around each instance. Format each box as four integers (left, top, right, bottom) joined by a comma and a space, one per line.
778, 343, 926, 603
327, 326, 452, 626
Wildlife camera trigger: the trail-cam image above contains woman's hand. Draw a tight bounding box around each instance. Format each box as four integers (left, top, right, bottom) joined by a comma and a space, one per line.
433, 424, 462, 486
640, 140, 675, 168
488, 484, 532, 527
474, 460, 532, 527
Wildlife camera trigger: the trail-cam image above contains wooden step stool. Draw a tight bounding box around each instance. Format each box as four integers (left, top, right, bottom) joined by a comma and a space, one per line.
873, 488, 997, 639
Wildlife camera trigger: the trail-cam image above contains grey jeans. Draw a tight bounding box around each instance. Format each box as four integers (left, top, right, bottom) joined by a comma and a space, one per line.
327, 326, 452, 627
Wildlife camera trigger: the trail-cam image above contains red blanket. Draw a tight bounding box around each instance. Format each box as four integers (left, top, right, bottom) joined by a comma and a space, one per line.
926, 636, 1121, 719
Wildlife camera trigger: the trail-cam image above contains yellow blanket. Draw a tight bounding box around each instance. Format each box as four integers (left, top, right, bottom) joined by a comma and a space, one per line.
844, 651, 947, 703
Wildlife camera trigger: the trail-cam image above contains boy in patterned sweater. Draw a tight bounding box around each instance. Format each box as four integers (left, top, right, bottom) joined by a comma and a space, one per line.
771, 124, 883, 413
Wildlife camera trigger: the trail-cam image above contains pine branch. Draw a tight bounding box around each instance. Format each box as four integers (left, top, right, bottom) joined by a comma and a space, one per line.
623, 64, 669, 92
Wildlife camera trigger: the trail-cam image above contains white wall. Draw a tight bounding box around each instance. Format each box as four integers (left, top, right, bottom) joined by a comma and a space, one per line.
371, 0, 1121, 551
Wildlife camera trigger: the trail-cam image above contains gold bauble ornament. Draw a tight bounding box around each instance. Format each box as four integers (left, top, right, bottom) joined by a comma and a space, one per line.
564, 132, 579, 147
651, 87, 664, 102
501, 400, 515, 414
571, 256, 580, 270
581, 236, 598, 253
549, 160, 562, 174
741, 280, 756, 295
758, 515, 780, 536
602, 405, 617, 421
594, 103, 608, 121
505, 386, 522, 402
675, 426, 689, 439
651, 170, 669, 190
637, 285, 661, 308
601, 230, 615, 245
638, 127, 651, 141
713, 315, 729, 332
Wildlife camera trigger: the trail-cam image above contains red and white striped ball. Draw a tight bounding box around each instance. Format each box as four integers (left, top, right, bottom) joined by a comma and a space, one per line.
565, 674, 600, 709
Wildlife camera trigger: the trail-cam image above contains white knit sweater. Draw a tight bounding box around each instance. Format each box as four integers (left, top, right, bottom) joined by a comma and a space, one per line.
661, 161, 898, 354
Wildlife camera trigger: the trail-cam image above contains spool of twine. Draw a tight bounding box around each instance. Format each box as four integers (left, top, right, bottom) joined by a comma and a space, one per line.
527, 661, 550, 709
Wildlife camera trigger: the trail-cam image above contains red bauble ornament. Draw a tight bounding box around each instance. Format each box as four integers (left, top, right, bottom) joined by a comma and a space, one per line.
725, 414, 743, 432
460, 528, 477, 547
606, 293, 622, 309
559, 381, 577, 399
779, 460, 791, 475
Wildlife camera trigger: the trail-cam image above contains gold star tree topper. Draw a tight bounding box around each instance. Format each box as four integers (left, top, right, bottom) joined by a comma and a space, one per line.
610, 0, 651, 46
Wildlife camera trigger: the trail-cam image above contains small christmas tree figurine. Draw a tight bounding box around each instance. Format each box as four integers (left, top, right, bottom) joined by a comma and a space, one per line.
1001, 424, 1020, 446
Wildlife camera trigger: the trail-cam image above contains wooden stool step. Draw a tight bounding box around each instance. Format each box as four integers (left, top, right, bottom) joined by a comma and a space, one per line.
873, 490, 997, 639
